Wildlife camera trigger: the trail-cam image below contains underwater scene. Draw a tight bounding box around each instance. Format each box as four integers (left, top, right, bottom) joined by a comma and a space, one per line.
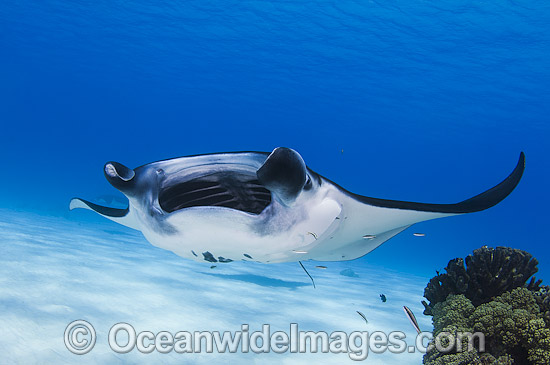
1, 1, 549, 364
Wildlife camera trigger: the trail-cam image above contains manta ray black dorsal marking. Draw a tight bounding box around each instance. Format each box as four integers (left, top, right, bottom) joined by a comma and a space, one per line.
70, 149, 524, 263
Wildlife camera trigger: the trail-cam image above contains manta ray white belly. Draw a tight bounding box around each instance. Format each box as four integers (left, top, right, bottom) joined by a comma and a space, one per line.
136, 196, 342, 263
70, 148, 524, 264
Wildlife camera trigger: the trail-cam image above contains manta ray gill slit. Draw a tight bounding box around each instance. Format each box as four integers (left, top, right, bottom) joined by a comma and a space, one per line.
158, 171, 272, 214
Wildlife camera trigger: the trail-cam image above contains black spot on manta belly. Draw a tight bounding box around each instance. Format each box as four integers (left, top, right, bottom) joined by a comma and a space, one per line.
218, 256, 233, 263
243, 253, 253, 259
191, 250, 198, 257
202, 251, 217, 263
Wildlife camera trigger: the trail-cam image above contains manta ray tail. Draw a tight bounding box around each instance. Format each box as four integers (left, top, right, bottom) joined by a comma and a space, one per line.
299, 261, 316, 289
69, 198, 139, 230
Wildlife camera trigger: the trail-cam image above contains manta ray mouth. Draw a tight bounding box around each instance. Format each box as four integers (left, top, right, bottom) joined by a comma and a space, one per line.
158, 171, 272, 214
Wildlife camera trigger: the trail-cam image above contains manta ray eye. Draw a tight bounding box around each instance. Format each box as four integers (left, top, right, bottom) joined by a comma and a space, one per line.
304, 175, 313, 191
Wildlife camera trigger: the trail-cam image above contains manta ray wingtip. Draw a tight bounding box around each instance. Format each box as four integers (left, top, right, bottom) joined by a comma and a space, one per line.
455, 151, 525, 213
519, 151, 525, 168
69, 197, 86, 211
68, 197, 129, 218
506, 151, 525, 190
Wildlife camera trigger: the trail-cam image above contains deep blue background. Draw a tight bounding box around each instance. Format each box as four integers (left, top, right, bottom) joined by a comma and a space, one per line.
1, 0, 548, 279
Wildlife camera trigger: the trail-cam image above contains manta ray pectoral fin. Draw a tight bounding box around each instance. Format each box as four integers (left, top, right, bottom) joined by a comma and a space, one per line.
257, 147, 307, 206
69, 198, 139, 230
353, 152, 525, 215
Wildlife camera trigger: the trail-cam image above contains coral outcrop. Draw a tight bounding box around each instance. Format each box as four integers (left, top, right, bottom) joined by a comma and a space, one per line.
422, 246, 539, 314
422, 247, 550, 365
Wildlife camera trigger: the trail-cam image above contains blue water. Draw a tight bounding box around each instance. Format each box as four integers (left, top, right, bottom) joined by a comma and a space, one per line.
0, 1, 549, 361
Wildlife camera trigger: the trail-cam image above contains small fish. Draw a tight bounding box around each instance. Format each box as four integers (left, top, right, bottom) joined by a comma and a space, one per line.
363, 235, 376, 240
380, 294, 387, 302
413, 233, 426, 237
356, 311, 368, 325
307, 232, 318, 240
210, 265, 217, 269
403, 306, 422, 334
315, 265, 327, 269
341, 149, 344, 154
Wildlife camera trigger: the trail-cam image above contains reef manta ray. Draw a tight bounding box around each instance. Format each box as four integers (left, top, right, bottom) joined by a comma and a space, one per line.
70, 148, 524, 264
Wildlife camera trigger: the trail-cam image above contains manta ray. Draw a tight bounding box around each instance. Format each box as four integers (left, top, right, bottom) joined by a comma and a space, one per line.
70, 148, 524, 264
